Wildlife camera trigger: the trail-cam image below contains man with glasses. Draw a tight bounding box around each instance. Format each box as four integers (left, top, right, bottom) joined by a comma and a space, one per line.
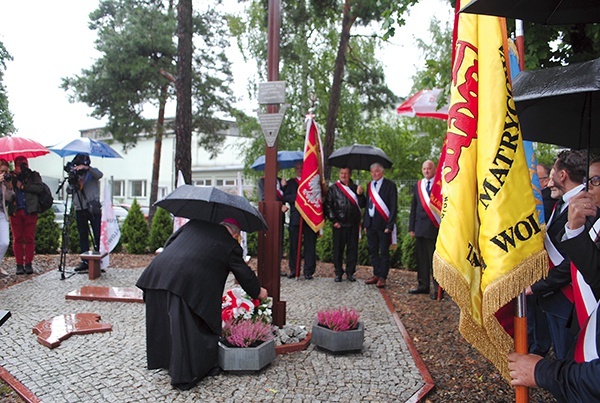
7, 156, 44, 275
526, 149, 587, 359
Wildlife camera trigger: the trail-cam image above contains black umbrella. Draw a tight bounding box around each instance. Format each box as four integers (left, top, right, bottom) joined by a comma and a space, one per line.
155, 185, 268, 233
460, 0, 600, 25
512, 57, 600, 149
328, 144, 393, 171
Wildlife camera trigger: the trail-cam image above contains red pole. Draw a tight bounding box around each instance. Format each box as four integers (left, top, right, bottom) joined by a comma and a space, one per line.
514, 292, 529, 402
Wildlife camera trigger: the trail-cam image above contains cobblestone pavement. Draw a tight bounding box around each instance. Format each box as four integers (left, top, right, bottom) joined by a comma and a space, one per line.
0, 269, 425, 402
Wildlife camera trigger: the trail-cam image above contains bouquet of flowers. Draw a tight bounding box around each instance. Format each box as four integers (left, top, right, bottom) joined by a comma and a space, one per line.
221, 287, 275, 347
316, 306, 360, 332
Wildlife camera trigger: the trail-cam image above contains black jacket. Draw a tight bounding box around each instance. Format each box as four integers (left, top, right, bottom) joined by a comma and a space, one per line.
325, 181, 365, 226
408, 180, 439, 240
362, 178, 397, 232
136, 220, 261, 335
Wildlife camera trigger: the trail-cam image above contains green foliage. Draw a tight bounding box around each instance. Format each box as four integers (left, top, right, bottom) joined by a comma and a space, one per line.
68, 205, 80, 253
357, 235, 370, 266
316, 222, 333, 263
121, 199, 149, 254
401, 232, 417, 271
535, 143, 560, 166
0, 41, 14, 135
35, 208, 60, 254
148, 207, 173, 252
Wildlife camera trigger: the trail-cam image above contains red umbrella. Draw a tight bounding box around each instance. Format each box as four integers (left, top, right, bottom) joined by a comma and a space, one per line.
396, 89, 449, 120
0, 136, 50, 161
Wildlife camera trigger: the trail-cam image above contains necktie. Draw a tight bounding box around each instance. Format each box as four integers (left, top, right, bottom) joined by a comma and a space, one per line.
369, 181, 377, 216
426, 180, 431, 194
555, 197, 565, 214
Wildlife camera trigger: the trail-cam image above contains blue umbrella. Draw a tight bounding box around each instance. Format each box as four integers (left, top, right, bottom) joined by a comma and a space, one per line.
48, 137, 123, 158
250, 150, 303, 171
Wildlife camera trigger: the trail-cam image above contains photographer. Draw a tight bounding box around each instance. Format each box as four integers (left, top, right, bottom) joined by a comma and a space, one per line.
0, 159, 14, 276
68, 153, 103, 272
7, 156, 44, 275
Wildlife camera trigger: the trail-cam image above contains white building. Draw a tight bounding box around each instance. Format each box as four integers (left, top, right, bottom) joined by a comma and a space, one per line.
29, 119, 254, 206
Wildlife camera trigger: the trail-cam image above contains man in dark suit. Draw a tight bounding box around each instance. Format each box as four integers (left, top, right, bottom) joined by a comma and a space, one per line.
408, 160, 439, 297
325, 166, 365, 282
363, 162, 397, 289
136, 219, 267, 390
283, 162, 318, 279
508, 187, 600, 402
526, 149, 587, 359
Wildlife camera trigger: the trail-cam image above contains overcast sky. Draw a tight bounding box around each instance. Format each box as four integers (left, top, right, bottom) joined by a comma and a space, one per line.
0, 0, 452, 146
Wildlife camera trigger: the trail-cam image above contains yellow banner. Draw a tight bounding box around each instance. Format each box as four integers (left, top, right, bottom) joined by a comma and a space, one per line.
433, 1, 547, 381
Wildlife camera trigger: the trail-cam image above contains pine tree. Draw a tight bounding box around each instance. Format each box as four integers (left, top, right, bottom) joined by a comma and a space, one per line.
148, 207, 173, 252
122, 198, 149, 254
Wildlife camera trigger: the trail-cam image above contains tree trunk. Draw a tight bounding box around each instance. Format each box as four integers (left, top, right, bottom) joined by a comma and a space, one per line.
324, 0, 356, 182
148, 84, 169, 224
175, 0, 193, 184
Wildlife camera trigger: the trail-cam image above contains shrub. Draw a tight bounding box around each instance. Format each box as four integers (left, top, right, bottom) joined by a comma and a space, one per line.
148, 207, 173, 252
35, 207, 60, 254
221, 319, 275, 348
67, 205, 80, 253
316, 222, 333, 263
121, 199, 149, 254
316, 306, 360, 332
401, 232, 417, 271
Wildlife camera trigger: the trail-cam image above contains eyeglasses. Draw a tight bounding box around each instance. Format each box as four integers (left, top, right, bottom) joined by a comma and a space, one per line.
538, 176, 549, 180
589, 176, 600, 187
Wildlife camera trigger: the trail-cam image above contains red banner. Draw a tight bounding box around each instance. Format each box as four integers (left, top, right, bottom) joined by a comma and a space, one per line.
295, 116, 325, 232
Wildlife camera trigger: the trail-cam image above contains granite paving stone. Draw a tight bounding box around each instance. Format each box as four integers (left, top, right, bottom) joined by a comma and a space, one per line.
0, 267, 426, 402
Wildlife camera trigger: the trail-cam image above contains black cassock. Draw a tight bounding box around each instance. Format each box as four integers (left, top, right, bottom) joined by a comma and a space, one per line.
136, 220, 260, 388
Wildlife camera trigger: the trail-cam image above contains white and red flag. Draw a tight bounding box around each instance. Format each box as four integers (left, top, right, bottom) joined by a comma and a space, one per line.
100, 178, 121, 269
295, 115, 325, 232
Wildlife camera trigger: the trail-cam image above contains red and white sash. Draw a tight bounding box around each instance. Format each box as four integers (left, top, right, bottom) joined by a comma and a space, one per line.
369, 181, 396, 245
276, 180, 284, 200
574, 300, 600, 363
417, 179, 440, 228
571, 218, 600, 328
335, 181, 360, 210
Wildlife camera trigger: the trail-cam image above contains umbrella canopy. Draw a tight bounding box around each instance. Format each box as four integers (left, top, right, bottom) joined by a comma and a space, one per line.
250, 150, 304, 171
48, 137, 123, 158
0, 137, 49, 161
328, 144, 393, 171
155, 185, 268, 233
513, 57, 600, 149
460, 0, 600, 25
396, 89, 449, 120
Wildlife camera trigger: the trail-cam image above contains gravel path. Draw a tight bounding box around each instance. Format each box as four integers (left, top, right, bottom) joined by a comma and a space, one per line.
0, 254, 555, 402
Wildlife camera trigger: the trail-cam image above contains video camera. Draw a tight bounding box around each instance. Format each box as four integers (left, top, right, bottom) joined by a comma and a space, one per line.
64, 161, 87, 188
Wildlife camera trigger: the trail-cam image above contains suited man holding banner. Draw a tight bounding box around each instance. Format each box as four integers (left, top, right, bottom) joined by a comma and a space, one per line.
408, 160, 440, 297
363, 162, 397, 289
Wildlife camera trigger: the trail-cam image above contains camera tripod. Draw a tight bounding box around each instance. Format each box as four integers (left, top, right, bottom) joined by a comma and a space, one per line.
57, 178, 75, 280
57, 179, 99, 280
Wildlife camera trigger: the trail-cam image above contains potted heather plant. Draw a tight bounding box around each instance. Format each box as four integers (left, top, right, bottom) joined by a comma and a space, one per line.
218, 287, 276, 372
311, 306, 364, 353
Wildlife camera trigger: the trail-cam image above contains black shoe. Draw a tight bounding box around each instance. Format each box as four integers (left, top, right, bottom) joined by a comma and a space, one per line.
16, 265, 25, 275
304, 273, 313, 280
347, 274, 356, 282
409, 287, 429, 295
24, 263, 33, 275
334, 275, 342, 282
74, 262, 89, 272
280, 271, 288, 277
287, 273, 296, 279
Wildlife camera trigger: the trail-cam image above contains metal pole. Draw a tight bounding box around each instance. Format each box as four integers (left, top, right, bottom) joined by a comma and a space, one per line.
257, 0, 286, 327
514, 291, 529, 403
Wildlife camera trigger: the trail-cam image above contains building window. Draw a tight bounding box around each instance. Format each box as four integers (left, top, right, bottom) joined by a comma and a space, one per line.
158, 186, 168, 199
224, 179, 236, 186
113, 180, 125, 198
195, 179, 211, 186
130, 180, 147, 198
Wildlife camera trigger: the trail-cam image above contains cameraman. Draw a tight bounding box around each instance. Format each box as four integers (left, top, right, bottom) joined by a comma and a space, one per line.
0, 159, 14, 276
69, 153, 103, 272
7, 156, 44, 275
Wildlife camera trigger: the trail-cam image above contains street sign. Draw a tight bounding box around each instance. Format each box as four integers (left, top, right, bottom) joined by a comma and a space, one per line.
257, 111, 285, 147
258, 81, 286, 105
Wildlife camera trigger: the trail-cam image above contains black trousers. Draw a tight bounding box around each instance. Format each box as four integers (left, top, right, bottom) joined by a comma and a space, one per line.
367, 227, 391, 280
415, 236, 436, 291
75, 209, 101, 252
333, 224, 359, 276
288, 223, 317, 276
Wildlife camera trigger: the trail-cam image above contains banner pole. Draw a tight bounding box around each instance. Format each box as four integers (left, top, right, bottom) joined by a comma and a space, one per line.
514, 291, 530, 403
